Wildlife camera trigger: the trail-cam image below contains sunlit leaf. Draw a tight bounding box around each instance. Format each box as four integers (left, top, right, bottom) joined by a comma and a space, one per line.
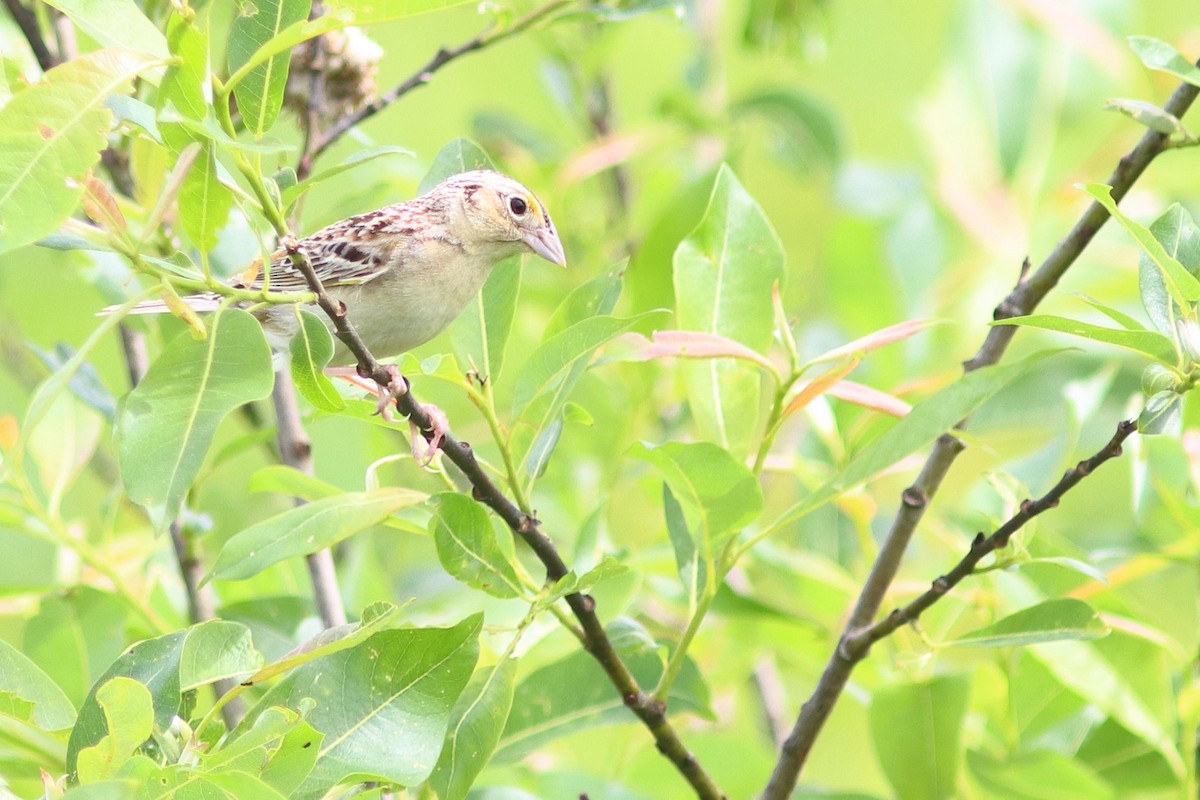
428, 493, 523, 598
0, 48, 159, 253
74, 677, 154, 783
1138, 204, 1200, 335
994, 315, 1177, 366
281, 145, 413, 206
948, 599, 1109, 648
0, 639, 76, 731
290, 308, 346, 411
869, 674, 969, 800
1127, 35, 1200, 87
431, 659, 518, 800
117, 310, 275, 528
674, 164, 785, 455
1104, 98, 1185, 136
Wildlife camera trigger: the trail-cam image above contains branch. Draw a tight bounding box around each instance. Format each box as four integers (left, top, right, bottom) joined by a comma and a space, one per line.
762, 64, 1200, 800
280, 238, 726, 800
300, 0, 572, 176
3, 0, 57, 70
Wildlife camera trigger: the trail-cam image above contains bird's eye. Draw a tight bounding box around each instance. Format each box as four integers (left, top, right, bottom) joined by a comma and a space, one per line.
509, 197, 528, 215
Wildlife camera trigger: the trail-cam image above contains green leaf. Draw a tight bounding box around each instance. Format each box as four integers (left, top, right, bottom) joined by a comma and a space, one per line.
1083, 184, 1200, 308
1139, 204, 1200, 335
498, 619, 712, 760
74, 677, 154, 783
23, 588, 128, 709
248, 464, 342, 500
0, 48, 159, 254
428, 493, 523, 598
949, 599, 1109, 648
1127, 36, 1200, 87
431, 659, 519, 800
1139, 389, 1181, 435
1075, 294, 1147, 331
0, 639, 76, 731
674, 164, 786, 455
210, 488, 425, 581
1104, 98, 1185, 136
116, 309, 275, 528
731, 88, 843, 172
281, 145, 413, 207
967, 750, 1116, 800
179, 620, 264, 689
242, 615, 481, 796
68, 629, 188, 776
228, 0, 313, 137
42, 0, 169, 58
419, 137, 494, 192
512, 313, 660, 416
160, 18, 233, 252
631, 441, 763, 553
993, 315, 1177, 366
770, 350, 1060, 530
869, 674, 970, 800
544, 266, 625, 337
289, 309, 346, 411
664, 483, 707, 602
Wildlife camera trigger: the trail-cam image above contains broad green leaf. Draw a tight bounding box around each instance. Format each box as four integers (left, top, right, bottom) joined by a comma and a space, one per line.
0, 639, 76, 731
23, 588, 128, 709
1083, 184, 1200, 308
993, 315, 1177, 366
967, 750, 1115, 800
210, 488, 425, 581
259, 717, 324, 795
869, 674, 970, 800
1139, 204, 1200, 335
43, 0, 169, 58
74, 677, 154, 783
64, 621, 269, 777
544, 266, 625, 337
631, 441, 763, 554
770, 350, 1060, 530
948, 599, 1109, 648
248, 464, 342, 500
1127, 36, 1200, 87
419, 137, 493, 192
242, 615, 481, 797
281, 145, 413, 206
159, 18, 233, 252
431, 659, 519, 800
0, 48, 158, 253
228, 0, 313, 137
290, 308, 346, 411
179, 620, 264, 689
117, 309, 274, 528
674, 164, 785, 454
428, 493, 523, 598
497, 619, 713, 760
512, 313, 660, 415
730, 88, 842, 172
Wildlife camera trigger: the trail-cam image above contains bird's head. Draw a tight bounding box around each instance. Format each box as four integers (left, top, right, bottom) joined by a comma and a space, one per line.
437, 170, 567, 268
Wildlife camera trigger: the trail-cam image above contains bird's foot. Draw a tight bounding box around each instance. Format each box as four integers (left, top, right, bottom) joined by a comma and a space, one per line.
371, 364, 407, 422
410, 403, 450, 466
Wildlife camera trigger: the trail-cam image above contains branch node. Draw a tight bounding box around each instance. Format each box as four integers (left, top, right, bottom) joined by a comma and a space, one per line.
931, 576, 949, 595
579, 593, 596, 613
900, 487, 927, 509
971, 532, 986, 547
1019, 499, 1034, 515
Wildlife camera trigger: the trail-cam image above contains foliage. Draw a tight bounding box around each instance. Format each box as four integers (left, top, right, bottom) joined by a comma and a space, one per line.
0, 2, 1198, 799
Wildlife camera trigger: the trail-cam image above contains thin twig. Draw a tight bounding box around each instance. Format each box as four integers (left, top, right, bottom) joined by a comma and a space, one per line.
300, 0, 572, 175
850, 419, 1137, 650
280, 237, 726, 800
761, 63, 1200, 800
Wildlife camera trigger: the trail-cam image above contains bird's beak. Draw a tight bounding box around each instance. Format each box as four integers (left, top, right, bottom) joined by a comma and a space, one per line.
524, 227, 567, 267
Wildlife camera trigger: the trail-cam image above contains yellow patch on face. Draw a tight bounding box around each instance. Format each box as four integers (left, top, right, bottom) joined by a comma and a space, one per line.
525, 195, 543, 222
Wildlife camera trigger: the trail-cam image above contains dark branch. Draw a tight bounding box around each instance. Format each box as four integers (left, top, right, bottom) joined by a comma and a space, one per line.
300, 0, 571, 176
762, 62, 1200, 800
3, 0, 57, 71
281, 237, 726, 800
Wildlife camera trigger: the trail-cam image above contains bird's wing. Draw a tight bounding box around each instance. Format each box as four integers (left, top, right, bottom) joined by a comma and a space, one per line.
234, 210, 403, 293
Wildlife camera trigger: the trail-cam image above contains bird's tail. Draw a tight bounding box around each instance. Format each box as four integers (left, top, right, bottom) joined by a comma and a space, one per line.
98, 293, 222, 317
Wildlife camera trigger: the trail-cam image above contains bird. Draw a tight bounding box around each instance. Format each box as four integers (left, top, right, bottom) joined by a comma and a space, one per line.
118, 169, 566, 457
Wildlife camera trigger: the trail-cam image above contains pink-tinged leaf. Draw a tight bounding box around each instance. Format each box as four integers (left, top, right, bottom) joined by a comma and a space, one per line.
825, 381, 911, 418
809, 319, 940, 365
781, 357, 860, 420
614, 330, 777, 372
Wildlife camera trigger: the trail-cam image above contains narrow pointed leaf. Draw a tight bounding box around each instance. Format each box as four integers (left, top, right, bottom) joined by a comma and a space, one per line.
117, 310, 275, 528
993, 314, 1177, 366
290, 308, 346, 411
428, 493, 523, 598
430, 659, 519, 800
1127, 36, 1200, 87
0, 640, 76, 731
1138, 204, 1200, 335
949, 599, 1109, 648
210, 488, 425, 581
43, 0, 168, 58
281, 145, 413, 206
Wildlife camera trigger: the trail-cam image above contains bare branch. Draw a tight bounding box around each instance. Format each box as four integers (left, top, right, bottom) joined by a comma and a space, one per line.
3, 0, 57, 70
762, 62, 1200, 800
300, 0, 572, 176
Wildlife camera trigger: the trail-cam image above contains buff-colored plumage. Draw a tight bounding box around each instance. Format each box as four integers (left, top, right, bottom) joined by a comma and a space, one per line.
126, 170, 565, 364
